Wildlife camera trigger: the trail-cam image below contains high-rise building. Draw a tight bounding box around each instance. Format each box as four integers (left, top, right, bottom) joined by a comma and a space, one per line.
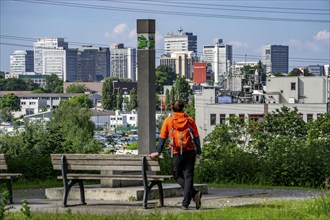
10, 50, 34, 73
308, 65, 325, 76
160, 51, 197, 79
33, 38, 68, 79
203, 39, 233, 84
77, 46, 110, 82
164, 28, 197, 54
109, 44, 136, 81
262, 44, 289, 74
66, 48, 78, 82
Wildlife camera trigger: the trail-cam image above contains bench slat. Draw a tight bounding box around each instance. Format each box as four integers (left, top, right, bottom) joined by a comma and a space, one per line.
0, 165, 7, 170
0, 173, 22, 179
51, 159, 159, 166
58, 174, 172, 181
52, 164, 160, 172
0, 158, 8, 170
51, 154, 144, 160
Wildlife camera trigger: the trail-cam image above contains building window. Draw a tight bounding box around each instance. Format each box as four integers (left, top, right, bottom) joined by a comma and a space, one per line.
291, 82, 296, 90
220, 114, 226, 124
210, 114, 216, 125
307, 114, 313, 121
249, 114, 264, 122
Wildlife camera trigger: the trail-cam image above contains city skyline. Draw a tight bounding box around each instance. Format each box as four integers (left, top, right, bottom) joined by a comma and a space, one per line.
1, 0, 329, 72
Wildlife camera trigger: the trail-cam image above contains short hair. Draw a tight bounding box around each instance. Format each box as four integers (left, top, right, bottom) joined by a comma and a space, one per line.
172, 100, 185, 112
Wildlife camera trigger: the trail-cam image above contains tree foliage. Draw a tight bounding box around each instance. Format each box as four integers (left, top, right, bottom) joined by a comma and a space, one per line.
0, 78, 40, 91
184, 96, 195, 119
173, 76, 191, 103
196, 107, 330, 187
102, 78, 114, 110
69, 95, 93, 109
47, 99, 101, 153
165, 89, 171, 111
116, 88, 123, 110
45, 74, 63, 93
128, 88, 137, 111
155, 65, 177, 94
0, 93, 21, 111
66, 83, 87, 93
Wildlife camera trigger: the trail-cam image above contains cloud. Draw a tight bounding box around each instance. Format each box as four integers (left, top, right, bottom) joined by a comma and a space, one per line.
314, 30, 330, 41
103, 23, 135, 47
228, 40, 248, 49
112, 23, 129, 35
287, 38, 320, 52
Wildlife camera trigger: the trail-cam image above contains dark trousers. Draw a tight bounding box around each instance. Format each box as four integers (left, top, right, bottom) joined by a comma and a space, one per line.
172, 150, 198, 207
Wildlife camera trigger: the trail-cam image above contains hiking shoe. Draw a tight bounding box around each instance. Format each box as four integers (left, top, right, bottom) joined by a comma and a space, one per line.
193, 191, 202, 210
181, 205, 189, 210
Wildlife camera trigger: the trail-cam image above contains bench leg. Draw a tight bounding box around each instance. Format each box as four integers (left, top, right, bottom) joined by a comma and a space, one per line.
63, 181, 71, 207
5, 180, 14, 204
78, 180, 86, 205
156, 181, 164, 207
63, 180, 86, 207
143, 181, 157, 209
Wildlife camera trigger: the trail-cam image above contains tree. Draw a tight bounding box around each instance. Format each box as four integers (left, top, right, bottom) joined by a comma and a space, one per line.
66, 83, 87, 93
288, 68, 302, 76
185, 96, 195, 119
25, 79, 40, 91
170, 86, 175, 104
0, 93, 21, 111
259, 106, 306, 138
116, 88, 123, 110
271, 72, 285, 77
1, 78, 28, 91
45, 74, 63, 93
0, 107, 13, 122
155, 65, 177, 94
129, 88, 137, 111
165, 89, 171, 111
123, 97, 129, 112
47, 99, 102, 153
102, 78, 114, 110
70, 95, 93, 108
173, 76, 191, 103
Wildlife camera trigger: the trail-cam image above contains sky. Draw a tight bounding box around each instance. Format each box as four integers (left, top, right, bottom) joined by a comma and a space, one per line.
0, 0, 329, 72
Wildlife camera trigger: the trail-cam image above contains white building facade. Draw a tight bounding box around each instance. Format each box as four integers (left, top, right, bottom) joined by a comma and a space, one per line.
34, 38, 68, 79
164, 28, 197, 54
109, 44, 136, 81
203, 39, 233, 85
160, 51, 197, 79
195, 76, 330, 145
10, 50, 34, 74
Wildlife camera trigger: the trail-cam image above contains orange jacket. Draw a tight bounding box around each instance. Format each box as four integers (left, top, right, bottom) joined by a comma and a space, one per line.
159, 112, 199, 154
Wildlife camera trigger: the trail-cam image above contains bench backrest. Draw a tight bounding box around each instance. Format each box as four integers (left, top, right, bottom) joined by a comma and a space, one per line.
51, 154, 161, 172
0, 154, 8, 171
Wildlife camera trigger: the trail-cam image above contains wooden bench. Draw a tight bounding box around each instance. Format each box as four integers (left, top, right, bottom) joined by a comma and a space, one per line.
50, 154, 172, 208
0, 154, 22, 204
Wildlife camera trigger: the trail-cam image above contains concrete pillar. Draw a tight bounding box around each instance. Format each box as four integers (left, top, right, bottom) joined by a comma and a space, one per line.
137, 19, 156, 155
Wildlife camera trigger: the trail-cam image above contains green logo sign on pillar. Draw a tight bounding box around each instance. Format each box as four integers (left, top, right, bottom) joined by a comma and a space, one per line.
137, 34, 155, 50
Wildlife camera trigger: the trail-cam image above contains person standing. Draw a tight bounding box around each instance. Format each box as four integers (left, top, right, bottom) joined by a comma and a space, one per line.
149, 100, 202, 210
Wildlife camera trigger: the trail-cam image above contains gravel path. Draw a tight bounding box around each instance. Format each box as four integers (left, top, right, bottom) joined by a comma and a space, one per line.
8, 186, 326, 215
